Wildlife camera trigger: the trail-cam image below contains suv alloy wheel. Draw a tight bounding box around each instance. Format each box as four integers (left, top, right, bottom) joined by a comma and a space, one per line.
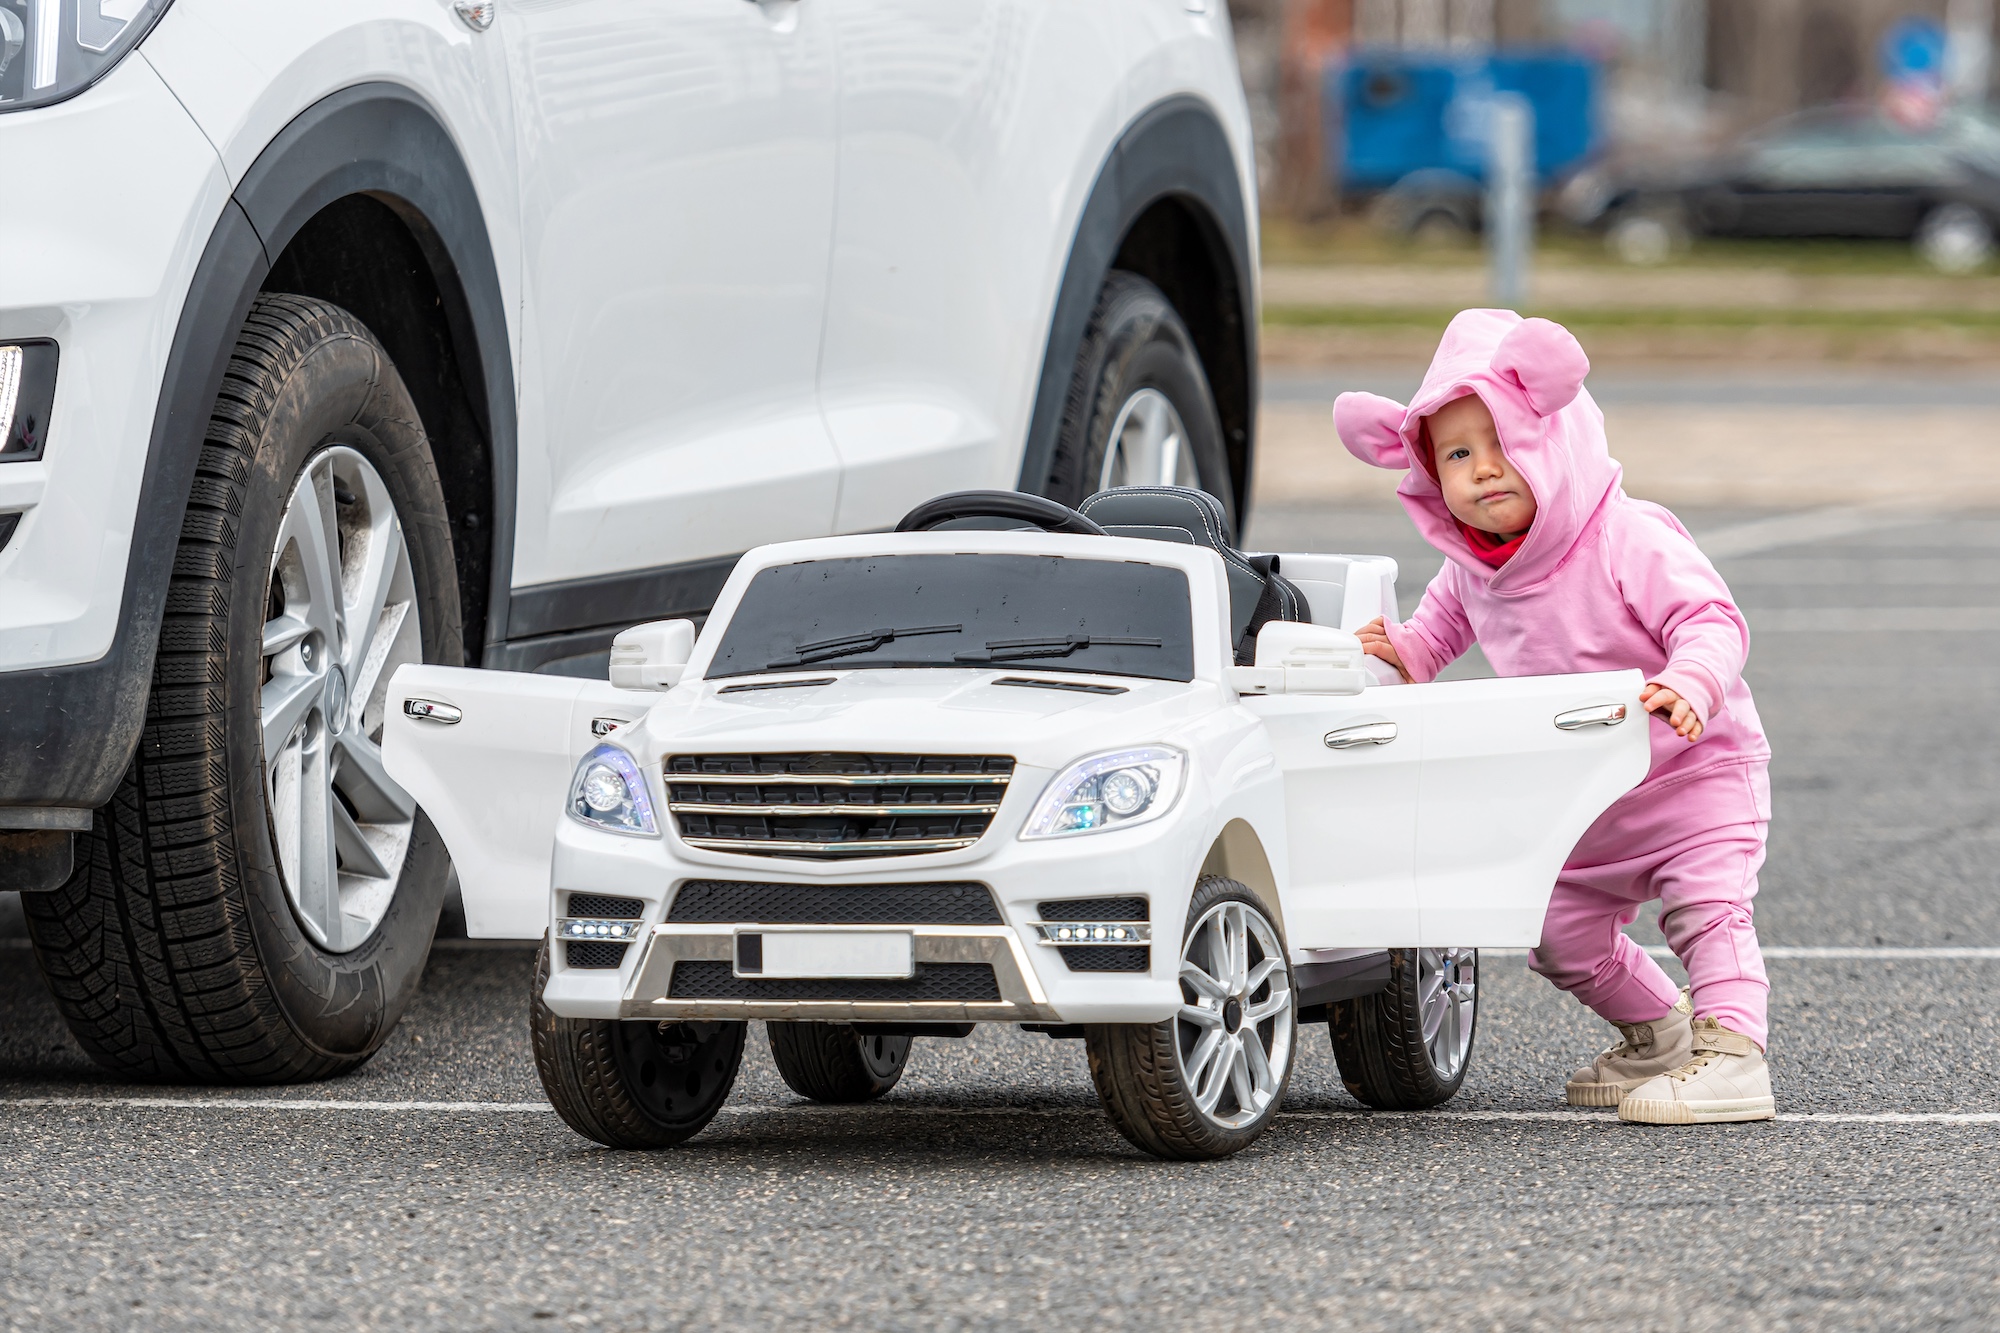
24, 295, 462, 1081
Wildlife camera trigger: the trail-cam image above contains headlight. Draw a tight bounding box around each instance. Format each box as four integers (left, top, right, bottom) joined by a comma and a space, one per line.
1021, 745, 1186, 840
566, 744, 659, 837
0, 0, 174, 114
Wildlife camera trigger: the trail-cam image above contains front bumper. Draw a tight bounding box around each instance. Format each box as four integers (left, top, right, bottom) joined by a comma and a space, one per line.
617, 925, 1061, 1023
539, 801, 1208, 1025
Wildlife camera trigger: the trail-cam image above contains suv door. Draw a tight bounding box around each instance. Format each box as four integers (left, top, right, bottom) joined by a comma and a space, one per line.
1412, 671, 1648, 945
505, 0, 842, 592
813, 0, 1096, 529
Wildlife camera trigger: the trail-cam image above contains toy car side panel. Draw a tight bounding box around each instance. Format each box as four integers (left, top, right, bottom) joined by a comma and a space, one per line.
1411, 669, 1649, 945
383, 665, 648, 939
1241, 689, 1426, 947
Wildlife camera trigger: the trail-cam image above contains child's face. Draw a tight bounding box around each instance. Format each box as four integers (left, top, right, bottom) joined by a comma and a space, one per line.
1426, 393, 1538, 539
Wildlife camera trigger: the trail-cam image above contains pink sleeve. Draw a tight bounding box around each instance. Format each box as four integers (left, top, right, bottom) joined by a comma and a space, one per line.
1384, 566, 1475, 685
1613, 510, 1750, 728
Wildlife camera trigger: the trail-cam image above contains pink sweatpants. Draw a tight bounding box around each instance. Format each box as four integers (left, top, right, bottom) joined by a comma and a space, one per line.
1529, 761, 1771, 1049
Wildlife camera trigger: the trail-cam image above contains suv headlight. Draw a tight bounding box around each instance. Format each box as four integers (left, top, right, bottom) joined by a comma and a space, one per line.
566, 744, 659, 838
0, 0, 175, 114
1021, 745, 1186, 840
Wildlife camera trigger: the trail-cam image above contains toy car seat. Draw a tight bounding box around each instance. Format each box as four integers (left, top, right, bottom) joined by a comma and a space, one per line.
1078, 486, 1311, 664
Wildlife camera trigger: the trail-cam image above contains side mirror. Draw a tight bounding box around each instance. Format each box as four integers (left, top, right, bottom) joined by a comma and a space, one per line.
608, 619, 696, 691
1227, 622, 1369, 696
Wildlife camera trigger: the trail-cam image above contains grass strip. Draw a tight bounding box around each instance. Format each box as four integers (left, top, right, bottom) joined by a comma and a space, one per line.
1264, 304, 2000, 334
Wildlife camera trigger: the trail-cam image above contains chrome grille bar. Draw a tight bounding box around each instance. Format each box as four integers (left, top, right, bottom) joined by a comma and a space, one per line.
679, 835, 982, 856
669, 802, 1002, 818
666, 772, 1011, 787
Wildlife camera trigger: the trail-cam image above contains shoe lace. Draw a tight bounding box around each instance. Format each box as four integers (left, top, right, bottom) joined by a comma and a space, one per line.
1667, 1045, 1725, 1082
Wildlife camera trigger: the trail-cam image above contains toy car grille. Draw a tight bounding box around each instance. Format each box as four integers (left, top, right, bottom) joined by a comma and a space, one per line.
565, 893, 644, 919
667, 880, 1002, 925
664, 753, 1015, 858
565, 940, 630, 969
665, 961, 1001, 1002
1037, 897, 1148, 922
1057, 946, 1151, 972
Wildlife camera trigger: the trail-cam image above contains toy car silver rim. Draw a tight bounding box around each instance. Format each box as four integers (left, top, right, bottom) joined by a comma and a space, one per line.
260, 446, 424, 953
1418, 946, 1477, 1081
1099, 387, 1198, 492
1176, 899, 1294, 1129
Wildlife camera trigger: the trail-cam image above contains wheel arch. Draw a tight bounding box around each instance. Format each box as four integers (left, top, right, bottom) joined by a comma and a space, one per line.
1198, 817, 1285, 941
1018, 96, 1258, 518
0, 84, 517, 813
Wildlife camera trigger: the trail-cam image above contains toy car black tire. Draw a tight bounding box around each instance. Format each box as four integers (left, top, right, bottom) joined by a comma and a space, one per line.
767, 1022, 912, 1103
1085, 875, 1297, 1161
1328, 946, 1479, 1110
24, 295, 461, 1082
531, 942, 747, 1149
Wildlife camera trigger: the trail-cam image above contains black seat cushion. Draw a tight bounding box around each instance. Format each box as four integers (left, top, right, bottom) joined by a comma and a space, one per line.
1077, 486, 1310, 663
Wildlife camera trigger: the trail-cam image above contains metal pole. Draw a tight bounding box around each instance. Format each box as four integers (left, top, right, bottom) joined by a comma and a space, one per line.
1486, 91, 1533, 309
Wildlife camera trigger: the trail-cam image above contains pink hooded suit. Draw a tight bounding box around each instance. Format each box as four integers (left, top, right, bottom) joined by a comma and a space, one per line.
1335, 309, 1772, 1047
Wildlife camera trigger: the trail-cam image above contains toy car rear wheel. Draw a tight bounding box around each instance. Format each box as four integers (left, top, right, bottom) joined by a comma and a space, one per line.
1085, 876, 1296, 1160
24, 294, 461, 1082
1328, 946, 1478, 1110
767, 1022, 912, 1102
1044, 271, 1233, 521
530, 943, 747, 1149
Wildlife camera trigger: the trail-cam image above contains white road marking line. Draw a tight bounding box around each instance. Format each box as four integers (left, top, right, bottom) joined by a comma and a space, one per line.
1693, 504, 1937, 560
1746, 607, 2000, 633
2, 1099, 1996, 1126
1483, 945, 2000, 960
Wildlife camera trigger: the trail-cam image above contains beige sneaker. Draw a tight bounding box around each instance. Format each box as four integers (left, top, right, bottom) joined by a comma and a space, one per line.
1618, 1018, 1776, 1124
1564, 989, 1694, 1107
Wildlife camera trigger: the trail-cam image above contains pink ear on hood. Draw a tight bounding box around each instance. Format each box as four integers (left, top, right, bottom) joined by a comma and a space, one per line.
1333, 391, 1411, 470
1492, 317, 1590, 417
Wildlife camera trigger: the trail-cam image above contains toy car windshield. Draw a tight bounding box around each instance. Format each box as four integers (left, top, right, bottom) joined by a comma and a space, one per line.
704, 552, 1196, 681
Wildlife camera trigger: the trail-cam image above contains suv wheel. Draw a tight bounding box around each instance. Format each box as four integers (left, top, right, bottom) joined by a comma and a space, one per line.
1328, 946, 1478, 1109
767, 1021, 912, 1102
1045, 271, 1233, 519
24, 294, 462, 1082
1085, 876, 1296, 1160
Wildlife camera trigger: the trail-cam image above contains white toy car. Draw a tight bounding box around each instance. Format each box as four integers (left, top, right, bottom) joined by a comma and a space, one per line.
384, 487, 1649, 1159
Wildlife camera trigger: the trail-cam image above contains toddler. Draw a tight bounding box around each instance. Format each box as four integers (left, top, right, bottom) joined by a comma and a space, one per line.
1334, 309, 1774, 1125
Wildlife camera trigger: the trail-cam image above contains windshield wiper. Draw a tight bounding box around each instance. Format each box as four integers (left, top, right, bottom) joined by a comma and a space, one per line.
771, 623, 963, 667
954, 635, 1162, 663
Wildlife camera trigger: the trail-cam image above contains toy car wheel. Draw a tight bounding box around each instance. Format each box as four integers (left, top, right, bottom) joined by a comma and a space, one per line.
530, 943, 747, 1149
25, 294, 461, 1082
767, 1022, 912, 1103
1086, 876, 1297, 1161
1328, 946, 1478, 1110
1044, 270, 1233, 520
1917, 203, 1994, 274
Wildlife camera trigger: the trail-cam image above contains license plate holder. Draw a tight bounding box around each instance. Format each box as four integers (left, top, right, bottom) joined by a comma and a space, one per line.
734, 929, 915, 980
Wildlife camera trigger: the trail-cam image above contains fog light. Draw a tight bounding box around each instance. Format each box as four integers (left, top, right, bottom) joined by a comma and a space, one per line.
557, 918, 644, 942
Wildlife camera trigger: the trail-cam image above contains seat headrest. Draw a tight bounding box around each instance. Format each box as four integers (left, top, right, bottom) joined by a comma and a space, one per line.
1076, 486, 1236, 553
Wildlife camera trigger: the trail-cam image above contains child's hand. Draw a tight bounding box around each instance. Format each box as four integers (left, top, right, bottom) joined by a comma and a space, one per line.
1640, 682, 1703, 742
1356, 617, 1411, 683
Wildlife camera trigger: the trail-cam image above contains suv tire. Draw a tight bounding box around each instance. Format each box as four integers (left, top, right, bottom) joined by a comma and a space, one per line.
25, 295, 462, 1082
1085, 876, 1296, 1160
1328, 946, 1478, 1109
1045, 271, 1233, 520
767, 1021, 912, 1102
530, 943, 747, 1149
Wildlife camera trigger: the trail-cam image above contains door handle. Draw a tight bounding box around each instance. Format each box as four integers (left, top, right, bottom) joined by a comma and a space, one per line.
1554, 703, 1627, 730
1324, 721, 1397, 749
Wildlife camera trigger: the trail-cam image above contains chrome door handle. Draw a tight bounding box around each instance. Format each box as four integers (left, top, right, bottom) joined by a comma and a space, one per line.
404, 698, 462, 725
1324, 721, 1397, 749
1555, 703, 1627, 730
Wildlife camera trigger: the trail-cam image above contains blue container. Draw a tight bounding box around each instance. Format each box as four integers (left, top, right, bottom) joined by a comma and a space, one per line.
1332, 51, 1600, 191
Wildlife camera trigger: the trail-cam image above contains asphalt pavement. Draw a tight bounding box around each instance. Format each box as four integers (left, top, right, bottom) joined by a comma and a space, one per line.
3, 430, 1999, 1328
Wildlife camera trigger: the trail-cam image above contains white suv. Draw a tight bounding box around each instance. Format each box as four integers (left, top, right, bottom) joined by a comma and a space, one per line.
0, 0, 1259, 1083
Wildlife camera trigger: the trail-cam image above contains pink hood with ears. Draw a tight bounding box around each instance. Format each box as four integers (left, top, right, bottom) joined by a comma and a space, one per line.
1334, 309, 1621, 593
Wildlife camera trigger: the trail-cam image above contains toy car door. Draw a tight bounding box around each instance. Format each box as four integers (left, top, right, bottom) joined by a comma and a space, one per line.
1411, 669, 1649, 945
381, 665, 651, 939
1241, 689, 1428, 948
